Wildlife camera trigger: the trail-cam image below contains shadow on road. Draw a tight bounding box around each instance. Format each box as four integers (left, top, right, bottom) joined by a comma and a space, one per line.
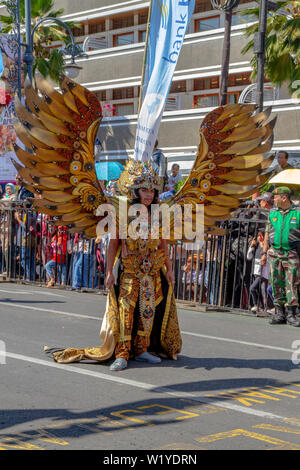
1, 378, 300, 449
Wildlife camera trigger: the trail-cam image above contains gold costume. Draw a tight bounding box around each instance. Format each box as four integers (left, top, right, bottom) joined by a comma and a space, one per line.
52, 238, 182, 364
12, 76, 276, 367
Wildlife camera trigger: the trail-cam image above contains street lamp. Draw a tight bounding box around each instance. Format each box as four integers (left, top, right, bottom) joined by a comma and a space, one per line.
211, 0, 240, 106
23, 0, 83, 83
3, 0, 22, 98
254, 0, 278, 112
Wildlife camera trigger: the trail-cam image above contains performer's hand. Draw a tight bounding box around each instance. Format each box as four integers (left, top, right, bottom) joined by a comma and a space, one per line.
261, 254, 267, 266
105, 272, 115, 290
166, 269, 175, 288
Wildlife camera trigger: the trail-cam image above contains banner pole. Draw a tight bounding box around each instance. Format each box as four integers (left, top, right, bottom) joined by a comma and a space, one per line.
137, 0, 153, 115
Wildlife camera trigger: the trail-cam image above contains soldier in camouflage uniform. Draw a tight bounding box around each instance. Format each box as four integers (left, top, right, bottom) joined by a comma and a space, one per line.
261, 187, 300, 327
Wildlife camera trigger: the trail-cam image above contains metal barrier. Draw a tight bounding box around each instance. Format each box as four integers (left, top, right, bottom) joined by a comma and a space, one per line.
169, 205, 273, 313
0, 202, 274, 313
0, 202, 107, 291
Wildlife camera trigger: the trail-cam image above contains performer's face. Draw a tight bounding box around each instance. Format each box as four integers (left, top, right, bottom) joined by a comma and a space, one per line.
138, 188, 155, 206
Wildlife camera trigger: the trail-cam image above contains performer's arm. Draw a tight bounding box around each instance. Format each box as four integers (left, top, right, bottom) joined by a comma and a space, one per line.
160, 239, 175, 288
261, 231, 269, 266
105, 237, 119, 289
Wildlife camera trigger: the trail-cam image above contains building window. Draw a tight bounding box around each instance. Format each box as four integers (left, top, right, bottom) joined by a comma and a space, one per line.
95, 90, 107, 102
139, 30, 147, 42
194, 94, 219, 108
71, 24, 85, 37
114, 103, 134, 116
194, 0, 214, 13
113, 87, 135, 100
88, 21, 105, 34
195, 16, 220, 32
170, 80, 186, 93
194, 76, 219, 91
227, 72, 251, 87
112, 14, 134, 30
113, 32, 134, 47
139, 11, 149, 24
227, 92, 240, 104
231, 12, 255, 26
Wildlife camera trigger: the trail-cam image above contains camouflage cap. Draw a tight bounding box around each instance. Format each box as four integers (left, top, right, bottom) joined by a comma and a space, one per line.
272, 186, 292, 195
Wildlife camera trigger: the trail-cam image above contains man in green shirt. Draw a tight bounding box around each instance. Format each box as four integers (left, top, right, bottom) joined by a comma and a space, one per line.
262, 186, 300, 326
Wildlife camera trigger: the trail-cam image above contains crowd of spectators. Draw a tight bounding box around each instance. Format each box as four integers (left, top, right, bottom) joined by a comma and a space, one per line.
0, 173, 106, 288
0, 151, 298, 319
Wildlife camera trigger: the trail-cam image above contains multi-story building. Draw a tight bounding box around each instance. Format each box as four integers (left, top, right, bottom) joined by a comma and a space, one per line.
2, 0, 300, 173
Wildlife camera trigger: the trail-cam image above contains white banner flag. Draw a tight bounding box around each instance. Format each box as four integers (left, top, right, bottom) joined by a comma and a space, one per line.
134, 0, 195, 161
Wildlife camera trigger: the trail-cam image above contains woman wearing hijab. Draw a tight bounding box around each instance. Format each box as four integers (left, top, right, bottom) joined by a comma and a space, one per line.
3, 183, 16, 201
0, 183, 17, 275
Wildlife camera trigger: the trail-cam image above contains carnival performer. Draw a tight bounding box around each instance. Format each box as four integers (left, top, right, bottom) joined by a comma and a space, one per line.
48, 160, 182, 370
12, 75, 276, 372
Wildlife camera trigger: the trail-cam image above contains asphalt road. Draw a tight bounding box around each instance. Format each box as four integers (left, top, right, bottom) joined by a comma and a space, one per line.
1, 281, 300, 452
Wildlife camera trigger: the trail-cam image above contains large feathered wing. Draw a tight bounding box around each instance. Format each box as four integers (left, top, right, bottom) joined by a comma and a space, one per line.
12, 75, 107, 238
162, 103, 276, 241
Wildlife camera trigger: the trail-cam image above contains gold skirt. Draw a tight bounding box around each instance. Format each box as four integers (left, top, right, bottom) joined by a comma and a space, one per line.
51, 264, 182, 364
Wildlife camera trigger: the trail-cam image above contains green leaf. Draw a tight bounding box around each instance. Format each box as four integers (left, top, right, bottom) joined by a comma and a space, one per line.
48, 49, 64, 82
241, 1, 300, 90
33, 57, 49, 78
0, 14, 13, 24
175, 178, 187, 194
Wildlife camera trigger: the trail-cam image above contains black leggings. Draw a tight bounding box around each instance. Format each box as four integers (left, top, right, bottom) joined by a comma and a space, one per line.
250, 275, 268, 308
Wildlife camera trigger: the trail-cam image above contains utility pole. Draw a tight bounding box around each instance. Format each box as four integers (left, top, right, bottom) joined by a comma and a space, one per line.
254, 0, 278, 112
22, 0, 83, 83
24, 0, 33, 82
220, 9, 233, 106
211, 0, 241, 106
254, 0, 267, 112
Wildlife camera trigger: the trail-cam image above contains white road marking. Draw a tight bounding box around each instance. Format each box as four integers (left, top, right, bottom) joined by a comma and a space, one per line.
0, 301, 100, 321
27, 290, 67, 298
181, 331, 295, 354
1, 350, 300, 428
0, 301, 295, 353
0, 288, 66, 298
0, 289, 38, 295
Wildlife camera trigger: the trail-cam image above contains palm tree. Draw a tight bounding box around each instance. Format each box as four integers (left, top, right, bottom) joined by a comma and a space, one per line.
211, 0, 241, 106
0, 0, 79, 82
241, 0, 300, 98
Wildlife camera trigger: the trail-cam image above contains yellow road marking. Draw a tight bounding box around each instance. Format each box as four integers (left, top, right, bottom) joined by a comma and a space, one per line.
263, 387, 300, 398
0, 436, 44, 450
254, 423, 300, 435
14, 429, 69, 446
195, 428, 300, 450
111, 410, 154, 426
206, 391, 265, 407
155, 442, 206, 450
179, 400, 226, 415
205, 384, 300, 407
138, 404, 199, 420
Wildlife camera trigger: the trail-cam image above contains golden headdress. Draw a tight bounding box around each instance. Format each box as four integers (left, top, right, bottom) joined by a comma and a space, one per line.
118, 159, 160, 199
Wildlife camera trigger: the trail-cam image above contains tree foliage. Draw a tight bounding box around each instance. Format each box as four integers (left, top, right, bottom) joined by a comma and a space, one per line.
241, 1, 300, 97
0, 0, 79, 82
